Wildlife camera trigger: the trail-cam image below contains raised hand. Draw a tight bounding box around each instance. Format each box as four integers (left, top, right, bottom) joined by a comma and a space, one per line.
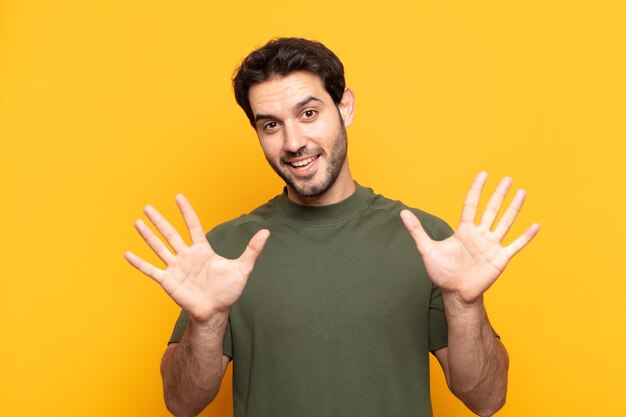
400, 172, 539, 305
125, 194, 270, 322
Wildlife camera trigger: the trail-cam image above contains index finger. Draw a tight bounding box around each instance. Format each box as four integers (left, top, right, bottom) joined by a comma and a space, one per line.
460, 172, 488, 224
175, 194, 208, 244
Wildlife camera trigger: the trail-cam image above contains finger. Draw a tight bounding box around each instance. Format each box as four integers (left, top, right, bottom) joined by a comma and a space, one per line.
480, 177, 512, 229
143, 205, 187, 253
460, 172, 488, 224
237, 229, 271, 273
400, 209, 435, 256
124, 251, 165, 283
175, 194, 210, 246
134, 219, 175, 264
493, 189, 526, 240
504, 223, 540, 258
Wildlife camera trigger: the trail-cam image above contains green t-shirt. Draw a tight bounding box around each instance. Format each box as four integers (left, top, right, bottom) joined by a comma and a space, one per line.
169, 183, 454, 417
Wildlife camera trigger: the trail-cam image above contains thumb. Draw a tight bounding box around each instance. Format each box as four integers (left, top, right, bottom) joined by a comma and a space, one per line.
400, 210, 434, 256
238, 229, 271, 272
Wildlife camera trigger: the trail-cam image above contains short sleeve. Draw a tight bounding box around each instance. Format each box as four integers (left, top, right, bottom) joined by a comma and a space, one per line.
428, 285, 448, 352
222, 319, 233, 358
168, 309, 188, 344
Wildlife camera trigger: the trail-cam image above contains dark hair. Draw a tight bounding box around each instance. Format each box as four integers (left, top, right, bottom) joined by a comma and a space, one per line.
233, 37, 346, 127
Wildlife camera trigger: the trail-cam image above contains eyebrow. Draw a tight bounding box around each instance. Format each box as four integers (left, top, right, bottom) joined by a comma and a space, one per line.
254, 96, 324, 124
294, 96, 323, 110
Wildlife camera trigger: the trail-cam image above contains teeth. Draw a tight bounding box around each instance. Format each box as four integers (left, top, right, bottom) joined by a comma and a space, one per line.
291, 156, 316, 167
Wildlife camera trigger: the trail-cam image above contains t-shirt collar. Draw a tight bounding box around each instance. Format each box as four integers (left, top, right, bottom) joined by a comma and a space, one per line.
274, 181, 374, 225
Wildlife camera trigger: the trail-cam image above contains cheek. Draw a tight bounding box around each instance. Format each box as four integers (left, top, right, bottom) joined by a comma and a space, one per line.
259, 139, 283, 159
306, 125, 326, 138
305, 118, 338, 141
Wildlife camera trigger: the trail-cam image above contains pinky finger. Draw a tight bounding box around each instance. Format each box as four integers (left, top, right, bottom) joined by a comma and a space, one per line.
124, 251, 165, 283
504, 223, 540, 258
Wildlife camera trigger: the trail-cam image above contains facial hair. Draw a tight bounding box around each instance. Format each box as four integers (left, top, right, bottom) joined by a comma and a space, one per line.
266, 119, 348, 199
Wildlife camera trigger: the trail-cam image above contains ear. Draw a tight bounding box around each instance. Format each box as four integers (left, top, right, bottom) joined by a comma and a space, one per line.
338, 88, 355, 127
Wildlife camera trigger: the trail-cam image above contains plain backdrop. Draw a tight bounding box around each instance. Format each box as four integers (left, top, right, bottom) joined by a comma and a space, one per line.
1, 1, 625, 416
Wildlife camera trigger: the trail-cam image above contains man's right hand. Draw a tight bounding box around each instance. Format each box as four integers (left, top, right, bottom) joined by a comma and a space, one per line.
125, 194, 270, 323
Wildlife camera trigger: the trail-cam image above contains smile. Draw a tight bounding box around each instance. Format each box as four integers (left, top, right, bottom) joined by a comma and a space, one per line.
289, 155, 319, 169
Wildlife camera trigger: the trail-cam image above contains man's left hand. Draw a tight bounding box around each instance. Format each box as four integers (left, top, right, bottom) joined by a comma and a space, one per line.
400, 172, 540, 305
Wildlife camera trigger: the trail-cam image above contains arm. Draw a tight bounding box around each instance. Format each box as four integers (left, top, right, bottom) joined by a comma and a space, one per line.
433, 299, 509, 416
125, 194, 269, 416
401, 173, 539, 416
160, 319, 230, 416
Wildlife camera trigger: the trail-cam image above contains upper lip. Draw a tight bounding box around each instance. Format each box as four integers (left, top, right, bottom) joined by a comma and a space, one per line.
284, 154, 319, 164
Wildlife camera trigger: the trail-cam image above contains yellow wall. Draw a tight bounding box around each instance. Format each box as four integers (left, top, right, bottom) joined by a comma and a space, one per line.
1, 1, 625, 416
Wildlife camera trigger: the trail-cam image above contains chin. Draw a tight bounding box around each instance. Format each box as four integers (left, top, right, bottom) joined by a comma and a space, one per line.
289, 175, 337, 198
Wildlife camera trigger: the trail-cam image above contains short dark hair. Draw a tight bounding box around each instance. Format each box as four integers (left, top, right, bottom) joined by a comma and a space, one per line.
233, 37, 346, 127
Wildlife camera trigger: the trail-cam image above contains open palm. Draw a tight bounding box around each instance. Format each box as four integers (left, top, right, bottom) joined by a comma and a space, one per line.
125, 194, 269, 322
401, 173, 539, 304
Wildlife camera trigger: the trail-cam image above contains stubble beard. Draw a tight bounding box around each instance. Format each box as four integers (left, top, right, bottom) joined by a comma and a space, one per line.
267, 124, 348, 199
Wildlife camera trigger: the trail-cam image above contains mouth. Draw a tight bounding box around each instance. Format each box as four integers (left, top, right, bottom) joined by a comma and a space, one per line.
283, 154, 321, 176
288, 155, 319, 170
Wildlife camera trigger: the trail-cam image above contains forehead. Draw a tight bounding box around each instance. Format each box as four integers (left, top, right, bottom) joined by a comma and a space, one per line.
248, 71, 330, 115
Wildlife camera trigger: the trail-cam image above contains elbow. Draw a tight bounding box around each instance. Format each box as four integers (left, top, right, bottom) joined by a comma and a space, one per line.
162, 381, 215, 417
163, 403, 206, 417
449, 375, 507, 417
469, 394, 506, 417
459, 384, 507, 417
452, 343, 509, 416
163, 400, 196, 417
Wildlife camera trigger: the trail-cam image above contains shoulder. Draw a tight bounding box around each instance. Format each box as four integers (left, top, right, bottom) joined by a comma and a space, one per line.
206, 195, 280, 257
365, 187, 454, 241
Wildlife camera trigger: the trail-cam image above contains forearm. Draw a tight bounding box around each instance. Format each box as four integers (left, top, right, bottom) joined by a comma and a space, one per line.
161, 311, 229, 417
443, 294, 509, 416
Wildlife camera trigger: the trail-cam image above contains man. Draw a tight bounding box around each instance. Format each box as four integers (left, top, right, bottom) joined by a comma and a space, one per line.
125, 38, 539, 417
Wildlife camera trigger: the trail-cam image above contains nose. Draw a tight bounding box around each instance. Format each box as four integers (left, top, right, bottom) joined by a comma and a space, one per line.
282, 122, 307, 154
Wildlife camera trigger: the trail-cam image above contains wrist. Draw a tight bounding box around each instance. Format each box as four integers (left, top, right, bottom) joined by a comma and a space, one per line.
185, 298, 233, 325
441, 293, 497, 343
441, 291, 485, 318
187, 308, 230, 333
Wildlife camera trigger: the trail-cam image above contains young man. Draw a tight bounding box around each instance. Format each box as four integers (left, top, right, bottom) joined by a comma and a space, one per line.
125, 38, 539, 417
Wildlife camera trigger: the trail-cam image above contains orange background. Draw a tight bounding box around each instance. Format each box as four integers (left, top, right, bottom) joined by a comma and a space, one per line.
1, 1, 625, 416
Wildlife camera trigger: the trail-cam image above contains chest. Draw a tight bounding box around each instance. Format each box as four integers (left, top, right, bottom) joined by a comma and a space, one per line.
229, 220, 433, 341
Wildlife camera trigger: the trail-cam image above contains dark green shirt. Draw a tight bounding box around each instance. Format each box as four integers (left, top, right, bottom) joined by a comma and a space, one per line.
169, 183, 453, 417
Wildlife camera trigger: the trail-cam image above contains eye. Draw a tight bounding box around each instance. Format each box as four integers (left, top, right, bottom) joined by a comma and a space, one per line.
263, 121, 279, 132
302, 109, 317, 119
